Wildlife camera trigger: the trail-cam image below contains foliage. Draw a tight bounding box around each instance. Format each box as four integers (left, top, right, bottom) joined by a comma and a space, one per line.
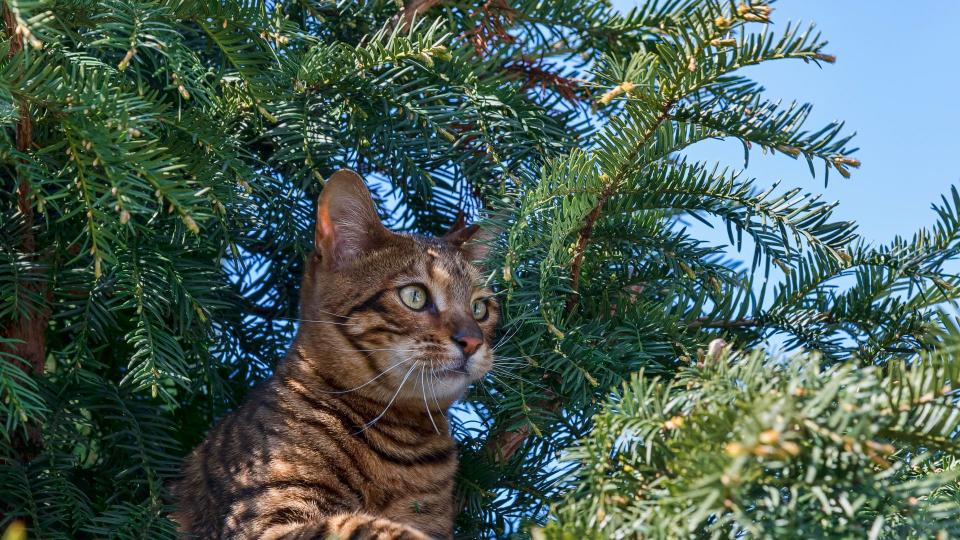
544, 343, 960, 539
1, 0, 958, 538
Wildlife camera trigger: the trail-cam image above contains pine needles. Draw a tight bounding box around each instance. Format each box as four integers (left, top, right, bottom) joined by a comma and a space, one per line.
1, 0, 958, 538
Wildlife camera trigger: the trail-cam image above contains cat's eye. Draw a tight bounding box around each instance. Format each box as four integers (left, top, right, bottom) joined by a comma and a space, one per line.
472, 299, 488, 321
399, 285, 428, 310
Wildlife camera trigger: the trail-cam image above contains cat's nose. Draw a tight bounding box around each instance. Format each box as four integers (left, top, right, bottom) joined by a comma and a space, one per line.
451, 324, 483, 356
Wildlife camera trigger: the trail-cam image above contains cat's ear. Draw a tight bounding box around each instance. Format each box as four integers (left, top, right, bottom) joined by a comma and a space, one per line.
442, 210, 490, 263
315, 169, 389, 270
442, 210, 480, 246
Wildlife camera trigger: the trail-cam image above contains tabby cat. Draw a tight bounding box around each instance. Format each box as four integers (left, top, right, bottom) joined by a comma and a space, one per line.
173, 170, 498, 539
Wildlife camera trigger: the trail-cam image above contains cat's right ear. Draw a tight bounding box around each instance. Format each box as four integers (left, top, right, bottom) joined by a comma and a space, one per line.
315, 169, 389, 271
442, 211, 495, 263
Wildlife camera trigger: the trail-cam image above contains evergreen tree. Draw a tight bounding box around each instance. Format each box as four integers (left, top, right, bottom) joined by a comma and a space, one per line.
0, 0, 957, 538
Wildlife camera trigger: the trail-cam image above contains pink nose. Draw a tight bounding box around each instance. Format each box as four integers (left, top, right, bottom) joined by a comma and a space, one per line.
451, 327, 483, 356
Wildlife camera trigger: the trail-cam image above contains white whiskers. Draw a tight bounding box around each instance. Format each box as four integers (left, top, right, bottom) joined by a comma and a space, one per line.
317, 356, 414, 395
491, 324, 523, 351
355, 362, 417, 434
420, 366, 440, 434
429, 370, 447, 421
331, 345, 418, 354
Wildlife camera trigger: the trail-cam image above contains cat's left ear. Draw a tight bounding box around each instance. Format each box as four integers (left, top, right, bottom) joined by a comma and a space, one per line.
315, 169, 389, 270
443, 211, 488, 262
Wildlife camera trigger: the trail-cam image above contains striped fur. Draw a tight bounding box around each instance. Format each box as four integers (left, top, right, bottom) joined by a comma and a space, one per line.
173, 171, 498, 539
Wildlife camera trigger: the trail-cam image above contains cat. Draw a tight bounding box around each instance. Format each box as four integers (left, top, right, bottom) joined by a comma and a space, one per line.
172, 169, 498, 539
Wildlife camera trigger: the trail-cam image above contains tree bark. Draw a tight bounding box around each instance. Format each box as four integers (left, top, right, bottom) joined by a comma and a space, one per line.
2, 4, 46, 376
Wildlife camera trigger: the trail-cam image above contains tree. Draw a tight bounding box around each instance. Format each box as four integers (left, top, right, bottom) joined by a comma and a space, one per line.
1, 0, 957, 538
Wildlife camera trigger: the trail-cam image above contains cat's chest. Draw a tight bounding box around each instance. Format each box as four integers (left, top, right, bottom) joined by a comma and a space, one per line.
351, 431, 459, 492
328, 423, 459, 513
262, 400, 459, 487
362, 453, 458, 538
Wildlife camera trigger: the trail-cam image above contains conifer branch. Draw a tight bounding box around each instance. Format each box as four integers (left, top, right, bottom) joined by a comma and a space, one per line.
496, 101, 678, 464
566, 105, 674, 314
3, 1, 957, 537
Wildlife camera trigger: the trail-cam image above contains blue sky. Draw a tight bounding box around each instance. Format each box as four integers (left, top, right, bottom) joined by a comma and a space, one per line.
611, 0, 960, 246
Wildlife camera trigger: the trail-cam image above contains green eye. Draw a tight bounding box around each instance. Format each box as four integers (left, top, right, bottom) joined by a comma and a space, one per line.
472, 299, 488, 320
399, 285, 428, 310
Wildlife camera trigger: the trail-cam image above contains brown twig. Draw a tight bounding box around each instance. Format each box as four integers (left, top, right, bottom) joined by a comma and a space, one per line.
458, 0, 517, 55
502, 57, 590, 104
483, 394, 560, 462
389, 0, 443, 33
487, 424, 529, 461
564, 184, 615, 314
3, 4, 21, 57
244, 303, 283, 320
686, 317, 760, 330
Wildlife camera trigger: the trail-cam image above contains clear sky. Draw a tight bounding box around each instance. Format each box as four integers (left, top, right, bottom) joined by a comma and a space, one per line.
611, 0, 960, 246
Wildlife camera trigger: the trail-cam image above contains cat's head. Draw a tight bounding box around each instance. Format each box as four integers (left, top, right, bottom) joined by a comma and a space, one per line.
296, 170, 498, 406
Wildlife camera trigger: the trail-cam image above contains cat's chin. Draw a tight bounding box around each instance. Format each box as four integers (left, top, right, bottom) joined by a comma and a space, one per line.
386, 350, 491, 404
413, 366, 474, 403
434, 364, 472, 382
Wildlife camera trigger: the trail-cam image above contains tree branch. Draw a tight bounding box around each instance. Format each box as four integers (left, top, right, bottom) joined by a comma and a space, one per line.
565, 104, 674, 314
483, 316, 763, 464
2, 3, 46, 377
487, 104, 679, 464
3, 2, 21, 57
686, 317, 760, 330
564, 183, 614, 313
